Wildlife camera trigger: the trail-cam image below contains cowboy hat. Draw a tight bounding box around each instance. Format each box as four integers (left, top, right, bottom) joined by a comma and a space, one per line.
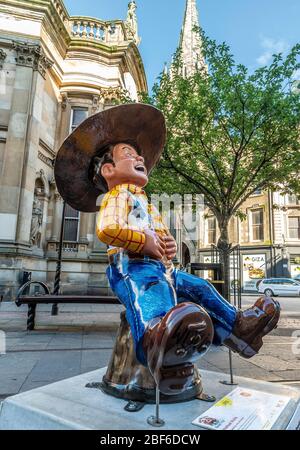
54, 103, 166, 212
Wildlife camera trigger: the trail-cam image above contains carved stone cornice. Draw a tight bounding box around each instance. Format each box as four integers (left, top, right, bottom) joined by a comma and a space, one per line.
38, 151, 54, 168
0, 49, 7, 69
39, 138, 56, 158
13, 42, 53, 78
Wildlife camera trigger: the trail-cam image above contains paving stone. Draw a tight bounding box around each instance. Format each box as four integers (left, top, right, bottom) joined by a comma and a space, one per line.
202, 350, 237, 368
28, 350, 82, 382
0, 376, 28, 396
0, 352, 42, 376
272, 370, 300, 381
197, 359, 222, 372
90, 305, 112, 313
225, 367, 284, 382
250, 355, 300, 371
82, 334, 114, 349
80, 349, 113, 373
19, 380, 52, 393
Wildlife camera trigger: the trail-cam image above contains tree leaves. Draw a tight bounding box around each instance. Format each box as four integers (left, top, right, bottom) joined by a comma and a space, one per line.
139, 30, 300, 221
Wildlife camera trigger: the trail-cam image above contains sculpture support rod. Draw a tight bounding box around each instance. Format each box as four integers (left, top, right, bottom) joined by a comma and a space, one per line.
147, 384, 165, 427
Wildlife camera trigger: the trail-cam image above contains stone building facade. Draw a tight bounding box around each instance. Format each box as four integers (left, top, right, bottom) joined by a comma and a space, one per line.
0, 0, 147, 300
197, 191, 300, 291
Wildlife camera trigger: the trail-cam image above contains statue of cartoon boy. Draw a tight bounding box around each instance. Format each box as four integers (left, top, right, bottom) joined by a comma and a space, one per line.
55, 104, 280, 395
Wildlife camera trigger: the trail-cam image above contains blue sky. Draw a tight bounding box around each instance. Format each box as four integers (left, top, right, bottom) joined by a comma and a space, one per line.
64, 0, 300, 92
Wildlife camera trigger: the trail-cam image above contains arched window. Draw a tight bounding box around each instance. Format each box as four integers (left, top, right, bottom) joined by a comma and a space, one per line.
182, 242, 191, 267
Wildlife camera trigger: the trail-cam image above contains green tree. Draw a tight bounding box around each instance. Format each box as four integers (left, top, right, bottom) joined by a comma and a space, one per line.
141, 31, 300, 298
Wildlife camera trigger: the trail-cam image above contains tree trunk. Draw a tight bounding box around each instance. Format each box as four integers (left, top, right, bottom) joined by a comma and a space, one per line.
217, 219, 231, 301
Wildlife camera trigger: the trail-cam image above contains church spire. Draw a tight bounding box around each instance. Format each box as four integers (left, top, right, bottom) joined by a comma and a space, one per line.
179, 0, 205, 77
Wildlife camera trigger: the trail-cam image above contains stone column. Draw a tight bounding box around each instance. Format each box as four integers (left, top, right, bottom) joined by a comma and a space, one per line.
78, 212, 89, 256
50, 193, 64, 241
0, 43, 53, 246
90, 209, 108, 260
0, 48, 34, 243
47, 192, 63, 256
87, 212, 96, 244
55, 92, 71, 147
79, 213, 89, 244
16, 45, 53, 245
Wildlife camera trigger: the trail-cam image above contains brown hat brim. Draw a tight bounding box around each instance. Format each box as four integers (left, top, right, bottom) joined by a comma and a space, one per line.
54, 103, 166, 213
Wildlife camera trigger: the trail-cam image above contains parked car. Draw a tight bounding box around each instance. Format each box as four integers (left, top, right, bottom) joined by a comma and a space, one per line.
258, 278, 300, 297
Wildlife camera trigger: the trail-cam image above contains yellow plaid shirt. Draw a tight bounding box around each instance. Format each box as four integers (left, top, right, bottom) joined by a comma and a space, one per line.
96, 183, 169, 255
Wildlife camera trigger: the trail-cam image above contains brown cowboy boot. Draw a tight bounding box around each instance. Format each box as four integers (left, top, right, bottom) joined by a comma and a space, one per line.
223, 296, 280, 358
142, 302, 214, 396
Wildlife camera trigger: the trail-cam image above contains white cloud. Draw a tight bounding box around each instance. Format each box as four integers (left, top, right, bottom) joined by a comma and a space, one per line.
256, 36, 290, 66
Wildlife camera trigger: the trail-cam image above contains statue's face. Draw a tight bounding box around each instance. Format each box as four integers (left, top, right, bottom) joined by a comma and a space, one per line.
101, 143, 148, 188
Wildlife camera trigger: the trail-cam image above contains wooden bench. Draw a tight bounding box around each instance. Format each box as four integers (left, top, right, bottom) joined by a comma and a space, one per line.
15, 281, 119, 331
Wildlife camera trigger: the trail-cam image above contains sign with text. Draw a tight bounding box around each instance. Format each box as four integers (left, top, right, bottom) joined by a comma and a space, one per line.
242, 254, 266, 290
291, 255, 300, 279
192, 387, 290, 430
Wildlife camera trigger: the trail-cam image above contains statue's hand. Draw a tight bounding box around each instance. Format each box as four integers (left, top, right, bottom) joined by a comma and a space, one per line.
141, 230, 166, 260
163, 234, 177, 260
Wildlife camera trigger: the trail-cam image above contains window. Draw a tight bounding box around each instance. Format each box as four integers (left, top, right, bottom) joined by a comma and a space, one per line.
207, 217, 216, 244
63, 204, 79, 242
288, 217, 300, 239
70, 108, 88, 133
288, 195, 300, 205
251, 209, 264, 241
250, 188, 262, 196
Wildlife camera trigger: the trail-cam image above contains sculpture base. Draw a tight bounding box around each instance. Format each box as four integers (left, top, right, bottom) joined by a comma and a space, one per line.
100, 311, 203, 404
1, 368, 299, 430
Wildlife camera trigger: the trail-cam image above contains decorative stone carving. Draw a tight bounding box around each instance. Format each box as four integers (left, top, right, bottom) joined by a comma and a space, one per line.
61, 92, 68, 110
125, 1, 140, 45
30, 194, 43, 247
0, 49, 7, 69
13, 42, 53, 78
99, 86, 125, 103
54, 191, 62, 201
91, 95, 100, 114
37, 169, 51, 198
49, 176, 56, 187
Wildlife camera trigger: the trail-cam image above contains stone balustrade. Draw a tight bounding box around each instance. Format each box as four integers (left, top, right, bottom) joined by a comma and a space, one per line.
62, 242, 78, 252
69, 17, 125, 43
47, 241, 78, 254
49, 1, 129, 44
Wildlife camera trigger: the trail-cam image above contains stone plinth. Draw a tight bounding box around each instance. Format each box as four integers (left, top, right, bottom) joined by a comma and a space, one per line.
0, 369, 299, 430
